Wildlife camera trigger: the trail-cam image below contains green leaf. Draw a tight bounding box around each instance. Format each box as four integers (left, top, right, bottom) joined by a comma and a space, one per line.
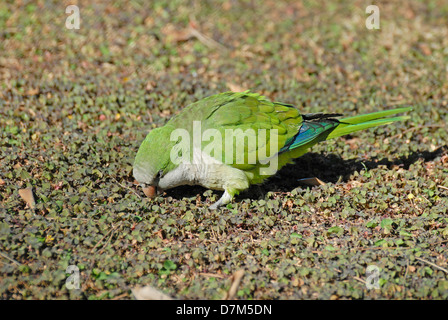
69, 196, 80, 204
163, 260, 177, 270
375, 239, 387, 246
290, 232, 302, 239
380, 218, 393, 229
366, 220, 378, 228
399, 230, 413, 237
299, 268, 309, 276
327, 226, 344, 236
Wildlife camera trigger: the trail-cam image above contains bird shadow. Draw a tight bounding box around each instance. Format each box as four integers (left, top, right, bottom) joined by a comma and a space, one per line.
165, 145, 447, 202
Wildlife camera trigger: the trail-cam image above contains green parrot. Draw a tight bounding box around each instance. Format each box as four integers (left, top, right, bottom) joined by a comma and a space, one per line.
133, 91, 411, 209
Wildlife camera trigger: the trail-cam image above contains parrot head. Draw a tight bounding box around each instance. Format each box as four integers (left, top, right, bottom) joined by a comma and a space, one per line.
133, 126, 174, 198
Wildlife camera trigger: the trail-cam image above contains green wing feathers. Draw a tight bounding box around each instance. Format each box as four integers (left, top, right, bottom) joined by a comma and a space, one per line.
198, 92, 303, 170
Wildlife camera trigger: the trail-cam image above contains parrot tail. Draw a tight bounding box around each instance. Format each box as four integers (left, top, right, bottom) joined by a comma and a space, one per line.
279, 107, 412, 154
325, 107, 412, 140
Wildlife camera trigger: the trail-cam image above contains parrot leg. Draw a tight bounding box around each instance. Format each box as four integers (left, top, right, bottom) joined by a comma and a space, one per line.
210, 190, 233, 210
206, 167, 249, 209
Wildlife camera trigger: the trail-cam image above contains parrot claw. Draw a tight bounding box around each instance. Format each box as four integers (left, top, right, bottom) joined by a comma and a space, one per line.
209, 190, 232, 210
209, 202, 219, 210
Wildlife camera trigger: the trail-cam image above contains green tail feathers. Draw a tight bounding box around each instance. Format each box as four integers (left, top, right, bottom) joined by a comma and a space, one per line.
325, 107, 412, 140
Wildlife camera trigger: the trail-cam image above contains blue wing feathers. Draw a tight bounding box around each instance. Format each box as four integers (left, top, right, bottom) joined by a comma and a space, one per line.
279, 120, 339, 153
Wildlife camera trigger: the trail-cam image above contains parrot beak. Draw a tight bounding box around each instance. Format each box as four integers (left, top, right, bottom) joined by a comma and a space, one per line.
142, 185, 157, 198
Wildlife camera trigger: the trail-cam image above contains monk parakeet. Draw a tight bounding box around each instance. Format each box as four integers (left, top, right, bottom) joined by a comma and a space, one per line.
133, 91, 411, 209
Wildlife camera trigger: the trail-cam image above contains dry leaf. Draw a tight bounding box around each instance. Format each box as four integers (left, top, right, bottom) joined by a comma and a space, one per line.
345, 137, 360, 150
145, 80, 156, 91
418, 43, 432, 56
227, 83, 246, 92
224, 269, 244, 300
26, 88, 39, 96
160, 110, 171, 117
131, 286, 173, 300
199, 272, 227, 279
162, 24, 193, 43
440, 154, 448, 166
297, 177, 326, 186
19, 188, 35, 208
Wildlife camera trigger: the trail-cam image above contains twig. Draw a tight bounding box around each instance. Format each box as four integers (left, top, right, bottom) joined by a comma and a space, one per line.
199, 272, 227, 279
188, 27, 228, 51
415, 257, 448, 274
353, 276, 367, 285
438, 185, 448, 191
87, 148, 141, 199
45, 217, 96, 222
432, 239, 448, 246
111, 177, 141, 199
90, 222, 122, 253
0, 251, 22, 266
403, 258, 410, 296
111, 292, 130, 300
97, 225, 120, 255
350, 246, 403, 252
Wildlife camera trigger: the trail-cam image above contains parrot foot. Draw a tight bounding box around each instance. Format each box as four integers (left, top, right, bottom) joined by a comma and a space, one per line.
210, 190, 232, 210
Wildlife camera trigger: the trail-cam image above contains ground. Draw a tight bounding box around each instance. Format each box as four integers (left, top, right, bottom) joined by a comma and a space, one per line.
0, 0, 448, 299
